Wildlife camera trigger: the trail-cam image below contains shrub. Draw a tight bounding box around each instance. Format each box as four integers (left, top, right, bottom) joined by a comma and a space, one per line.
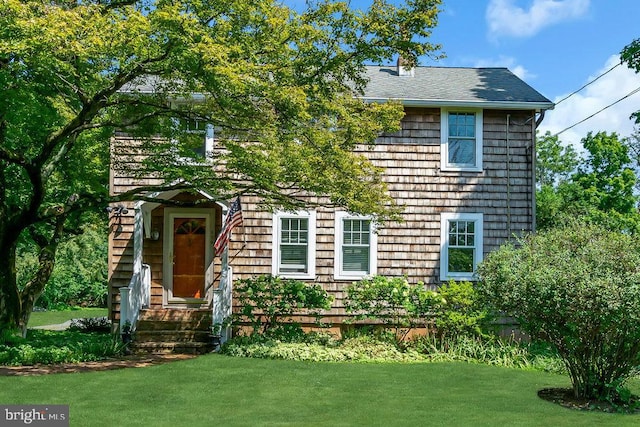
0, 330, 123, 365
434, 281, 487, 340
68, 317, 112, 333
477, 223, 640, 403
344, 276, 442, 342
233, 275, 333, 334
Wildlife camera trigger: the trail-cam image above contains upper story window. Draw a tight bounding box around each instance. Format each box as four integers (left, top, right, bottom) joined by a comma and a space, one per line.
440, 213, 483, 281
272, 211, 316, 279
441, 109, 483, 172
334, 212, 377, 280
173, 118, 214, 159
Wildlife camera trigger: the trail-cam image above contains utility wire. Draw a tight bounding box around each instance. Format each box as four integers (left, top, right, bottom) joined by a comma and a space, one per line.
554, 62, 622, 106
553, 85, 640, 137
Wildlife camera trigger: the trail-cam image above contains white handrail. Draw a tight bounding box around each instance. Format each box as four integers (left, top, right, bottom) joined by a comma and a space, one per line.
212, 265, 233, 344
119, 263, 151, 335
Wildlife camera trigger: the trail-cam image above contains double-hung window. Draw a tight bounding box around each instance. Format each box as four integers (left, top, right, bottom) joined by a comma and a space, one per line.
441, 109, 483, 171
172, 117, 215, 160
334, 212, 377, 279
272, 211, 316, 279
440, 213, 483, 281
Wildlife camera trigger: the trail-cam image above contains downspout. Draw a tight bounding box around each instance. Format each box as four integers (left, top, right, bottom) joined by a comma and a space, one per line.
532, 111, 543, 233
506, 114, 512, 238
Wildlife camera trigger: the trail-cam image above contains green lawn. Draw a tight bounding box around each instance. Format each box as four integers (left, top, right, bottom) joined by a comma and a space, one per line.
28, 308, 108, 327
1, 355, 638, 426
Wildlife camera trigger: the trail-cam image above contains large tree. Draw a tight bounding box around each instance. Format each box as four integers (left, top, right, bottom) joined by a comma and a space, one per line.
0, 0, 442, 334
622, 39, 640, 123
535, 131, 640, 231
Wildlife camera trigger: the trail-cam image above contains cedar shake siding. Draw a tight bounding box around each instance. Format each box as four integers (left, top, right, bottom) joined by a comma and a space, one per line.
225, 107, 536, 322
107, 65, 553, 325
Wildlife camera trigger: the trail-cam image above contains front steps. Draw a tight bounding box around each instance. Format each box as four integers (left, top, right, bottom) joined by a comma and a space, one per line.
130, 309, 214, 355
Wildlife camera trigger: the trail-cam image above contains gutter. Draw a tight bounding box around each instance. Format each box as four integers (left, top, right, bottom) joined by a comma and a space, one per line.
360, 97, 555, 111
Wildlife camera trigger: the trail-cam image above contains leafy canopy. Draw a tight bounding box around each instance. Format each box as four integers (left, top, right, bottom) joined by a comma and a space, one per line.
535, 131, 640, 232
0, 0, 442, 330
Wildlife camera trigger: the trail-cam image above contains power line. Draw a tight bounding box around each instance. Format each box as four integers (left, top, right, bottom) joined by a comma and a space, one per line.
553, 85, 640, 137
554, 61, 622, 106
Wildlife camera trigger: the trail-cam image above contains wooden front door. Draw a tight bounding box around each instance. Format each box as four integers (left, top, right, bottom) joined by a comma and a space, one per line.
172, 218, 206, 298
164, 208, 214, 304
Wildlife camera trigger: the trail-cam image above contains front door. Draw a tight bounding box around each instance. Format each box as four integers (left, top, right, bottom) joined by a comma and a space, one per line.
173, 218, 206, 298
164, 209, 214, 304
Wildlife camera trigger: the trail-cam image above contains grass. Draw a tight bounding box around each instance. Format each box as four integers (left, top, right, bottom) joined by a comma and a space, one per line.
1, 355, 639, 426
28, 308, 108, 327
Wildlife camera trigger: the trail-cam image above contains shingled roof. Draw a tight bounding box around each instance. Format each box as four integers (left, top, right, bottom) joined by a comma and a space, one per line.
360, 65, 554, 111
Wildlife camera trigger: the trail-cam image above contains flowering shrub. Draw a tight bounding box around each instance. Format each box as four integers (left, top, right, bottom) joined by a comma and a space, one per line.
344, 276, 442, 341
234, 275, 333, 335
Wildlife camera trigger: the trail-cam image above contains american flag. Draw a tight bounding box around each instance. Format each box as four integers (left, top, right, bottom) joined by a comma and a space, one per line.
214, 197, 243, 257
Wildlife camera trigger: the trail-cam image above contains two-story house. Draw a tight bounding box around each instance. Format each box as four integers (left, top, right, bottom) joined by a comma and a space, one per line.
108, 61, 553, 353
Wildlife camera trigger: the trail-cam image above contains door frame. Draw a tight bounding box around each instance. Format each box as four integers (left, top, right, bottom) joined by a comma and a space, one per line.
163, 208, 215, 306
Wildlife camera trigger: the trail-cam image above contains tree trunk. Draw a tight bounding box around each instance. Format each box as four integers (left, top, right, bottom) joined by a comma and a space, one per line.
18, 216, 65, 337
0, 243, 21, 333
19, 243, 58, 337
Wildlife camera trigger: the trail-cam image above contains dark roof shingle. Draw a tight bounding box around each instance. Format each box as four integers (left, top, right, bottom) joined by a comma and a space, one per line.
361, 66, 553, 110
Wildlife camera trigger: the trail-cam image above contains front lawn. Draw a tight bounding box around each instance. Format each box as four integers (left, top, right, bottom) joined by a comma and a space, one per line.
28, 308, 108, 327
1, 355, 638, 426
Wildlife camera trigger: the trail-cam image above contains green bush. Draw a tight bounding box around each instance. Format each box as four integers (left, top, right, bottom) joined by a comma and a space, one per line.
434, 281, 487, 340
233, 275, 333, 334
0, 330, 123, 366
477, 223, 640, 403
344, 276, 442, 341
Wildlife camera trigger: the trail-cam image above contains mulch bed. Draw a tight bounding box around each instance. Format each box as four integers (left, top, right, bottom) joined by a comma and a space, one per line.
538, 388, 640, 414
0, 354, 196, 376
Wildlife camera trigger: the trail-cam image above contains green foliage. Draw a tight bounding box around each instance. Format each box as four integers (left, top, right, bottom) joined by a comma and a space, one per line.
17, 226, 108, 310
344, 276, 485, 341
410, 335, 565, 373
0, 329, 123, 366
477, 223, 640, 401
434, 281, 487, 340
68, 316, 111, 333
536, 131, 578, 187
344, 276, 442, 342
233, 275, 333, 334
221, 329, 565, 373
1, 0, 442, 330
622, 39, 640, 124
536, 131, 640, 232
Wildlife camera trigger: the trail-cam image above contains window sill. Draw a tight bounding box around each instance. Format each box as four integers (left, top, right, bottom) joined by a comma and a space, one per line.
441, 166, 483, 173
334, 273, 370, 281
277, 272, 316, 280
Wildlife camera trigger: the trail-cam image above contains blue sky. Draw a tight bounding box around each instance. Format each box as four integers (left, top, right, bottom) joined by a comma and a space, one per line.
289, 0, 640, 149
430, 0, 640, 149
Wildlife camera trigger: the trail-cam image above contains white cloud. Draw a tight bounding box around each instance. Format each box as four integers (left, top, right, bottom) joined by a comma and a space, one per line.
487, 0, 590, 38
538, 55, 640, 151
473, 56, 533, 80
